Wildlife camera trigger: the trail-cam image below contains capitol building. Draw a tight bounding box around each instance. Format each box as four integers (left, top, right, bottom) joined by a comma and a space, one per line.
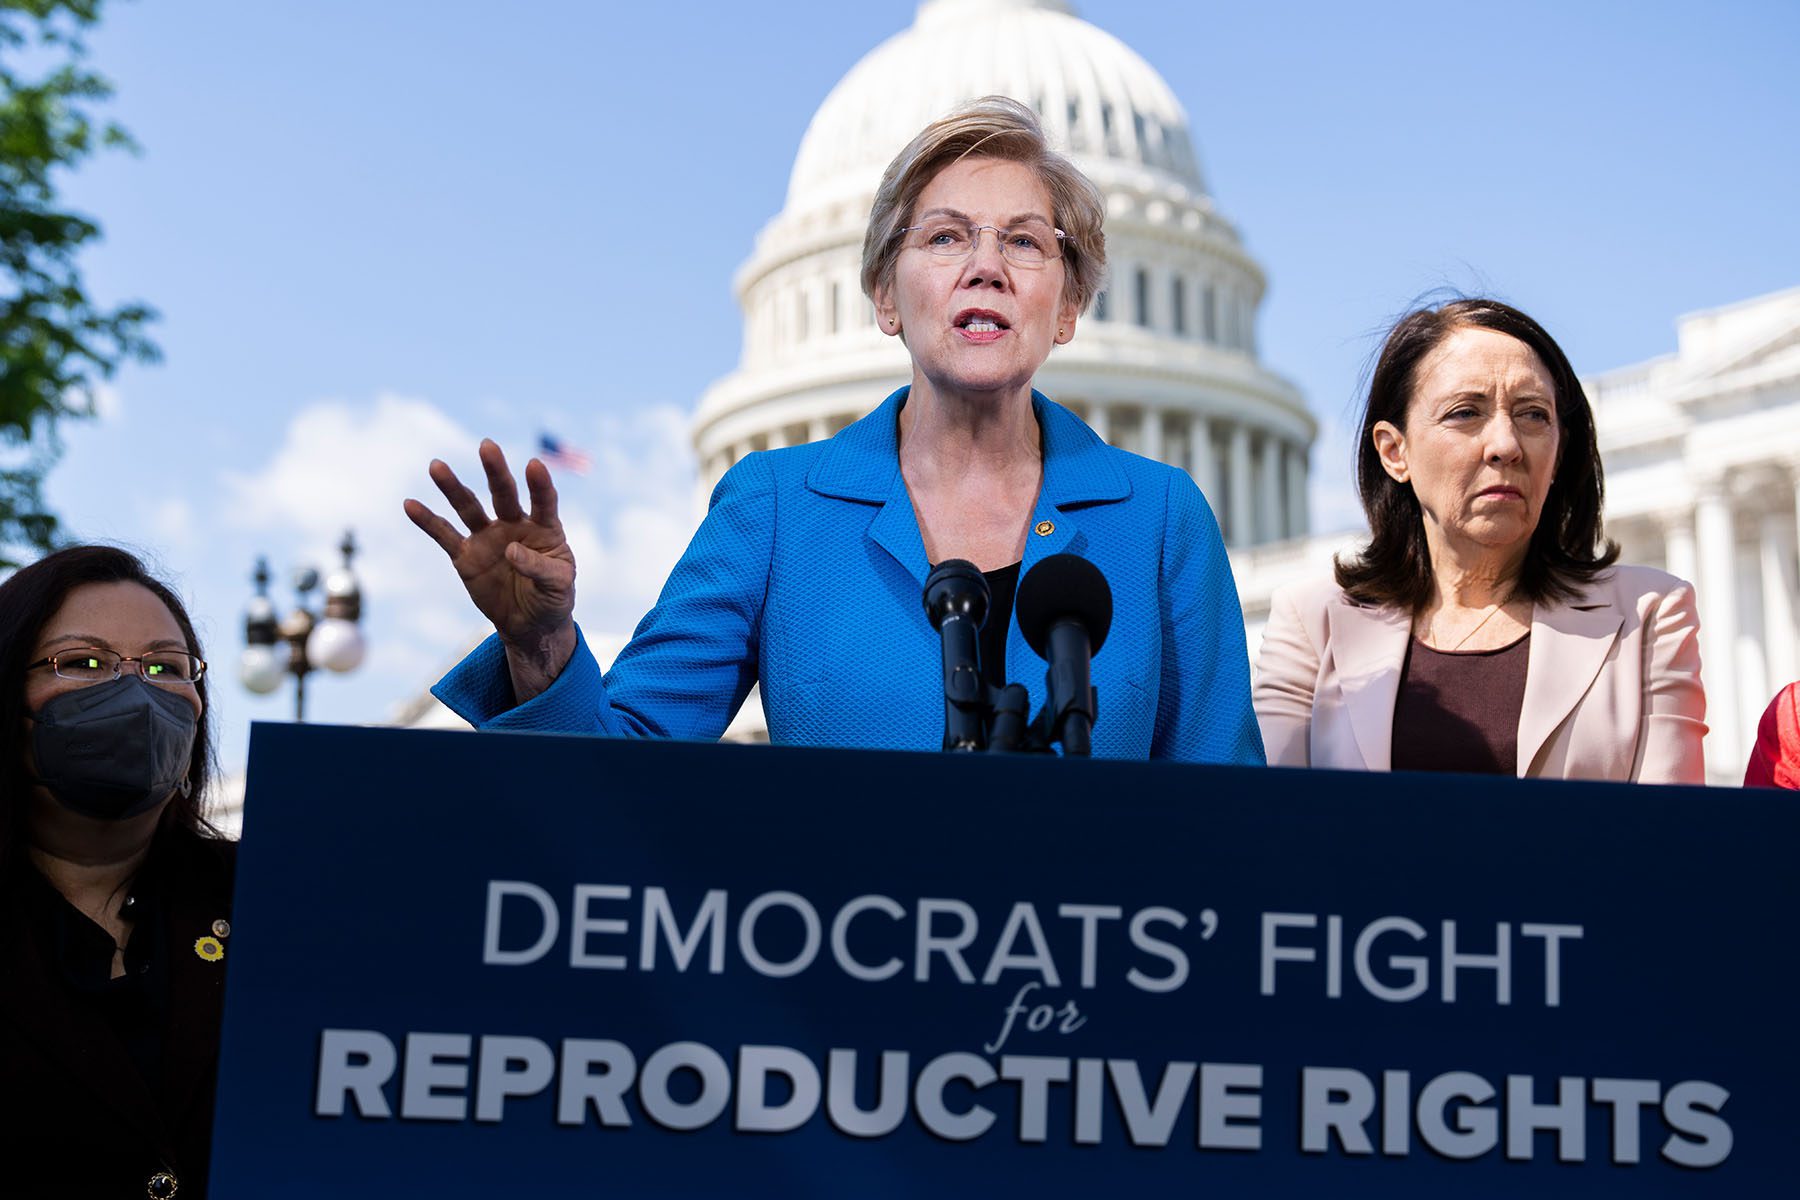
381, 0, 1800, 794
693, 0, 1314, 549
693, 0, 1315, 742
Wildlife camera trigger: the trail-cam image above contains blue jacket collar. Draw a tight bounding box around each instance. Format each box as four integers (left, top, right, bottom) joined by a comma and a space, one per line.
806, 386, 1131, 507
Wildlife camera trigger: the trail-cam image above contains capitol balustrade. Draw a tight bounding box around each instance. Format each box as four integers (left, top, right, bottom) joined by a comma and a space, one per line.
702, 404, 1310, 552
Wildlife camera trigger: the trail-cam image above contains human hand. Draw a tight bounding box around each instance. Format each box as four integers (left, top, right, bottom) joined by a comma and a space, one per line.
404, 439, 578, 689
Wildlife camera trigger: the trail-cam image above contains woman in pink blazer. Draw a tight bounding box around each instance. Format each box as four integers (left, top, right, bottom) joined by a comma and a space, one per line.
1255, 299, 1707, 783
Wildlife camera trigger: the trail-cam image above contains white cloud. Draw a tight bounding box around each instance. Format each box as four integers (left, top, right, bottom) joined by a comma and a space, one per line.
217, 392, 700, 715
561, 405, 699, 632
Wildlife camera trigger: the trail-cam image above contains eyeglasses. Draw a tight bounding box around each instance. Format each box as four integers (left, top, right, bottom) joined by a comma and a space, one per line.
27, 647, 207, 686
896, 218, 1069, 267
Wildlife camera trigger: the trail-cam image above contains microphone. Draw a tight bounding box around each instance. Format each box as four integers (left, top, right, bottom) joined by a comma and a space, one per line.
923, 559, 991, 751
1015, 554, 1112, 757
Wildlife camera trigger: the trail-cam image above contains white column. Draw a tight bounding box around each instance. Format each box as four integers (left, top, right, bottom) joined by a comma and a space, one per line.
694, 454, 729, 524
1188, 416, 1219, 506
1760, 506, 1798, 688
807, 416, 832, 444
1793, 469, 1800, 553
765, 426, 789, 451
1256, 432, 1282, 544
1228, 423, 1253, 548
1662, 509, 1698, 586
1694, 485, 1739, 777
1141, 407, 1164, 464
1285, 443, 1309, 538
1087, 402, 1110, 445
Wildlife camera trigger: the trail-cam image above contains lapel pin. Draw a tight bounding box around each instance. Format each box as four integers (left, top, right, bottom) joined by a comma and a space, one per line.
211, 919, 231, 939
194, 936, 225, 963
1035, 520, 1055, 536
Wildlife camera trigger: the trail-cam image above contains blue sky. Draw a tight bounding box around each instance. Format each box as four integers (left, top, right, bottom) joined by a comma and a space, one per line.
37, 0, 1800, 774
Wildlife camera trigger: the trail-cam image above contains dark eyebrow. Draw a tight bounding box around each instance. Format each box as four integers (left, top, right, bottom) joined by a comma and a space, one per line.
39, 634, 190, 653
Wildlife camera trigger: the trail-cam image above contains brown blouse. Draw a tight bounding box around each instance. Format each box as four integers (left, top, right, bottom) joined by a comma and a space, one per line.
1391, 633, 1531, 774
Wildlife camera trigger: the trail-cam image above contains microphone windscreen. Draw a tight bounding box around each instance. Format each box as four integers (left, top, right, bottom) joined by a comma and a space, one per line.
923, 558, 990, 630
1016, 553, 1112, 658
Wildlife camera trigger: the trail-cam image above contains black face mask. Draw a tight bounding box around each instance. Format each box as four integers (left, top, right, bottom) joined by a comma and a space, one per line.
31, 676, 199, 820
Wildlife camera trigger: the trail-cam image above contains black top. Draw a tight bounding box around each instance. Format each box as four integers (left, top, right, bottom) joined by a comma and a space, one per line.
0, 828, 236, 1199
27, 847, 174, 1091
980, 561, 1021, 690
1391, 633, 1532, 774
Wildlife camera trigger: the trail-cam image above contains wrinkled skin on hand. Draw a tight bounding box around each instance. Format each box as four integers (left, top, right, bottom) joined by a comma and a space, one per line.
404, 438, 578, 700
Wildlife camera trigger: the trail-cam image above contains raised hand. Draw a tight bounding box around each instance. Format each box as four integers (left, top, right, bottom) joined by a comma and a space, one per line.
405, 439, 578, 699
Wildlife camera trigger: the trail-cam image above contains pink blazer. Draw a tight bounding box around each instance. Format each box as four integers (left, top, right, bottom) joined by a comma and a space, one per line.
1254, 565, 1707, 783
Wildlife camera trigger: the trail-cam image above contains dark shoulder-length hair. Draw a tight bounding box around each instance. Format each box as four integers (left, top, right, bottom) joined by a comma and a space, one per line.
0, 545, 219, 870
1335, 297, 1618, 611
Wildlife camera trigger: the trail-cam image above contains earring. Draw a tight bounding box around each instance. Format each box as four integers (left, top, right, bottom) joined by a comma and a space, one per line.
1058, 328, 1065, 337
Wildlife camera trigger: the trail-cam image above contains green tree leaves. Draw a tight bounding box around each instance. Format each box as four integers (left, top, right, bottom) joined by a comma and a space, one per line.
1, 0, 158, 565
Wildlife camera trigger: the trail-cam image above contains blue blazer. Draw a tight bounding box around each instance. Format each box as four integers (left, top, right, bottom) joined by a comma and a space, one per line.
434, 388, 1265, 764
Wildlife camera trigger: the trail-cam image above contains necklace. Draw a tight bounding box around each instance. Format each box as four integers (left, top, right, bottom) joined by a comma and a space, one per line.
1430, 594, 1516, 652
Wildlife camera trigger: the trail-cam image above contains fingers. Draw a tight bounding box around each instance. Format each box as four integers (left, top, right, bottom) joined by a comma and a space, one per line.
479, 438, 527, 524
402, 497, 466, 559
506, 541, 576, 591
524, 456, 561, 528
428, 458, 493, 533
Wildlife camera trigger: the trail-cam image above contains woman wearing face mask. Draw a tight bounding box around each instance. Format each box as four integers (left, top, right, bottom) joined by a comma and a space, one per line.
0, 545, 230, 1200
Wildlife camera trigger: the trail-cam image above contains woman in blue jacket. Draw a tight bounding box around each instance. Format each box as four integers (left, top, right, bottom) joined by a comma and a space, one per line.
406, 97, 1263, 764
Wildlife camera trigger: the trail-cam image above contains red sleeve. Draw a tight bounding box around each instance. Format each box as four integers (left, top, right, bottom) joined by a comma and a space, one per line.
1744, 682, 1800, 788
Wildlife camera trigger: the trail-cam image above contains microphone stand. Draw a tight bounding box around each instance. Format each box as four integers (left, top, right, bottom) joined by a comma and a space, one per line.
926, 555, 1110, 758
1037, 620, 1098, 757
924, 560, 991, 752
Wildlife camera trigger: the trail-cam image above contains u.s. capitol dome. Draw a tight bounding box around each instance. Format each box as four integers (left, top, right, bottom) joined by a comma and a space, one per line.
692, 0, 1316, 549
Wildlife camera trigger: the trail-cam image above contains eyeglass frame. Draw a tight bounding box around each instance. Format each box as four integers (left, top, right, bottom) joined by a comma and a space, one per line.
894, 217, 1071, 267
26, 647, 209, 686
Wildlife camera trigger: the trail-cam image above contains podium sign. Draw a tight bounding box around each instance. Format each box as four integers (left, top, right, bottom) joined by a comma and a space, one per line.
212, 724, 1795, 1195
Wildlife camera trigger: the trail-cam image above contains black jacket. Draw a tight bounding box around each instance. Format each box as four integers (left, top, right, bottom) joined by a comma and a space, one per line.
0, 829, 235, 1199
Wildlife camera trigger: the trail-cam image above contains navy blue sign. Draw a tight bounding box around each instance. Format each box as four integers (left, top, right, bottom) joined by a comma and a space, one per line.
213, 723, 1795, 1196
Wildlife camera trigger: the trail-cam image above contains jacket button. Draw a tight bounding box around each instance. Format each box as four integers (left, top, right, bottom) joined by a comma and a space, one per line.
146, 1169, 178, 1198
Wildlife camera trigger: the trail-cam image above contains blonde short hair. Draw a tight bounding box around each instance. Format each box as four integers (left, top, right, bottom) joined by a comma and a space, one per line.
860, 95, 1107, 314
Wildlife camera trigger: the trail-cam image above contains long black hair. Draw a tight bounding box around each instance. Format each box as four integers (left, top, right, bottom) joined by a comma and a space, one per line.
0, 545, 219, 871
1336, 297, 1618, 611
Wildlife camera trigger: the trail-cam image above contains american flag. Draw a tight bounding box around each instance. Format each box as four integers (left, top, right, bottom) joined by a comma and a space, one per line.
537, 433, 592, 475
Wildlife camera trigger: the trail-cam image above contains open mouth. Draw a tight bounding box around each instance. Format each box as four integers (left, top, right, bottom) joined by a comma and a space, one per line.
955, 309, 1011, 334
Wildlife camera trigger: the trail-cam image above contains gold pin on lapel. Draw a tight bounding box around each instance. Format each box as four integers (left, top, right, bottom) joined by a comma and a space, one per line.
1034, 520, 1055, 536
194, 936, 224, 963
211, 919, 231, 939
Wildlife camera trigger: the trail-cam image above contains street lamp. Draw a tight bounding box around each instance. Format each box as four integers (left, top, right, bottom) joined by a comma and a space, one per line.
241, 530, 368, 722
